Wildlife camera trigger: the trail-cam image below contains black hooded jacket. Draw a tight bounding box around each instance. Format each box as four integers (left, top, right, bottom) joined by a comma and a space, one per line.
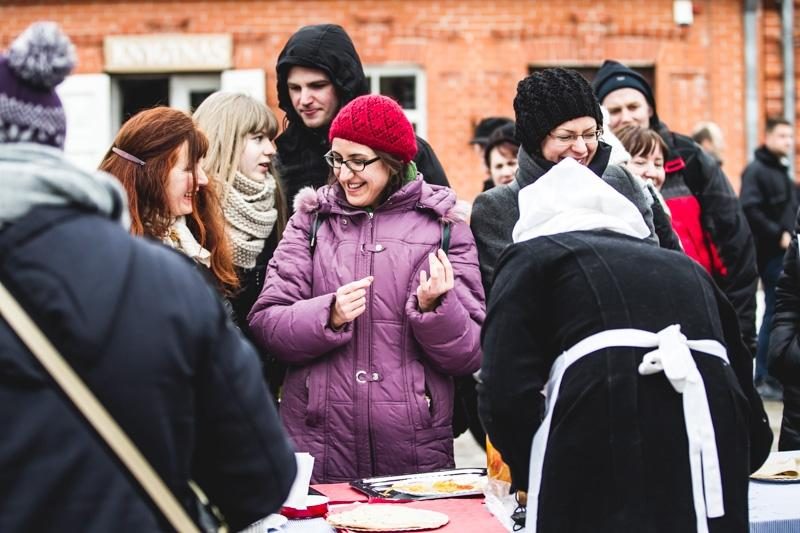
593, 60, 759, 355
0, 206, 296, 532
768, 208, 800, 450
275, 24, 449, 209
740, 145, 799, 271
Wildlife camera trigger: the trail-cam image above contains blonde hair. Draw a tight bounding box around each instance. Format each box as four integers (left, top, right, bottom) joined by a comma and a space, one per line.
193, 91, 286, 238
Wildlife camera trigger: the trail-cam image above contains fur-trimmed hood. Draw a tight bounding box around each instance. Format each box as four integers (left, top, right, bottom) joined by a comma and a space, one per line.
292, 176, 468, 224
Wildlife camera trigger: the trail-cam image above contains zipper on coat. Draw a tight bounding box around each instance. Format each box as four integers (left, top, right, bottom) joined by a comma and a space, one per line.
365, 210, 378, 476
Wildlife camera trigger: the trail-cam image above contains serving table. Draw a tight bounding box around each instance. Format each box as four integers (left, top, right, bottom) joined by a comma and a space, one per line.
748, 450, 800, 533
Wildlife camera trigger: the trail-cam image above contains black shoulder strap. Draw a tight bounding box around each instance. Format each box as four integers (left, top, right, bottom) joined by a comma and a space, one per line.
309, 212, 324, 253
440, 222, 451, 254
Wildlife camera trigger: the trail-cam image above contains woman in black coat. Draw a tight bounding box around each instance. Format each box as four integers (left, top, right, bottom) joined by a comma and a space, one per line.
768, 209, 800, 450
479, 159, 772, 533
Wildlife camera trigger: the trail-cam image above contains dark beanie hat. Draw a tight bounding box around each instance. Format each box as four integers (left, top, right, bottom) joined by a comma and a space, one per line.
592, 60, 658, 127
513, 68, 603, 157
471, 116, 513, 146
0, 22, 75, 148
483, 122, 519, 168
329, 94, 418, 163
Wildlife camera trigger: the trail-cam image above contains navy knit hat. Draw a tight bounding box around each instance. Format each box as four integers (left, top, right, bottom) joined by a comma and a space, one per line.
513, 68, 603, 157
592, 60, 659, 128
0, 22, 75, 148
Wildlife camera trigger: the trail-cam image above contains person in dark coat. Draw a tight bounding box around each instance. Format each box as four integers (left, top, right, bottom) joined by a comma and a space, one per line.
741, 117, 799, 400
275, 24, 449, 209
0, 23, 296, 532
478, 157, 772, 533
593, 59, 759, 356
471, 68, 681, 297
768, 206, 800, 450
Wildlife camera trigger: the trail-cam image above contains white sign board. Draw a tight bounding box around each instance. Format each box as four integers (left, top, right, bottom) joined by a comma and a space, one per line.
104, 34, 232, 73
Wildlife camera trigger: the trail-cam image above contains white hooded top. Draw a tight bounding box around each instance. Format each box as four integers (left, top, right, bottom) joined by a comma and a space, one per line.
512, 157, 651, 244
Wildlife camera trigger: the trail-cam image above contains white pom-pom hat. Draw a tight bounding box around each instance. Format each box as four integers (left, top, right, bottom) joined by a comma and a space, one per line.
0, 21, 76, 148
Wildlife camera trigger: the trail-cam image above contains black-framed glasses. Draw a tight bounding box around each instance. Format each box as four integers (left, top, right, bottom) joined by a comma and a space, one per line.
324, 150, 381, 172
548, 129, 603, 145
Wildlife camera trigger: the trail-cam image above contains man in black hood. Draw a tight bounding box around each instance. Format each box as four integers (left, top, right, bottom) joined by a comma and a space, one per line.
593, 59, 759, 356
275, 24, 449, 209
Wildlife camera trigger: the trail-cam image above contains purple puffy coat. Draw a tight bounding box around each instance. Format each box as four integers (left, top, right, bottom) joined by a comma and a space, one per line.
248, 176, 485, 483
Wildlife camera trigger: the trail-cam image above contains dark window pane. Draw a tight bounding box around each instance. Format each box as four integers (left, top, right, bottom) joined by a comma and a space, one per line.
190, 91, 214, 113
379, 76, 416, 109
365, 76, 373, 90
119, 77, 169, 124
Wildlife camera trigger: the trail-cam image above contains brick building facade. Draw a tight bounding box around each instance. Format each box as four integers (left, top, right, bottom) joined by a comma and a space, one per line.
1, 0, 798, 200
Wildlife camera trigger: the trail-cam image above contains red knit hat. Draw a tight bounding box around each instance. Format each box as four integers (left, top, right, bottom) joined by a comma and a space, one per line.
329, 94, 418, 163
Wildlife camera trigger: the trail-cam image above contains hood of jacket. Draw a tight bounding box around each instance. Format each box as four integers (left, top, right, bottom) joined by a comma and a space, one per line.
0, 142, 129, 230
755, 145, 789, 171
592, 59, 660, 130
276, 24, 368, 144
513, 157, 651, 244
293, 176, 466, 223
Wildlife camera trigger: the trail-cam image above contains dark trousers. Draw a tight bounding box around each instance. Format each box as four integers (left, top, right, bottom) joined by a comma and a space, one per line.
756, 254, 784, 380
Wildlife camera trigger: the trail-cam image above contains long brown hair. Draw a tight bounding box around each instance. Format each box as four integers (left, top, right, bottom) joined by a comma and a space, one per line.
99, 106, 238, 293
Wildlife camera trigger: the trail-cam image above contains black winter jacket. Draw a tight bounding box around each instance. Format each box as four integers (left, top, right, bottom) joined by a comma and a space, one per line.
740, 146, 799, 271
658, 125, 759, 356
480, 230, 772, 532
274, 24, 448, 208
0, 206, 296, 532
768, 209, 800, 450
593, 60, 758, 354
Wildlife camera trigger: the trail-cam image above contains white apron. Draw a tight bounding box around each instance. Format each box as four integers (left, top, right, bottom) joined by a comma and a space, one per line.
524, 325, 729, 533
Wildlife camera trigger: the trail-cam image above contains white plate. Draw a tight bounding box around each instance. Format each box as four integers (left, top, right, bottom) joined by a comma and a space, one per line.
389, 475, 485, 497
257, 513, 288, 531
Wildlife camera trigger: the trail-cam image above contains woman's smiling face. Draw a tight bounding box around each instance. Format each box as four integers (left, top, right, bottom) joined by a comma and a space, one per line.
166, 141, 208, 217
330, 137, 390, 209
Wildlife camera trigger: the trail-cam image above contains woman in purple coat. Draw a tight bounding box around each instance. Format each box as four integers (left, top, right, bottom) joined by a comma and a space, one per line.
248, 95, 485, 483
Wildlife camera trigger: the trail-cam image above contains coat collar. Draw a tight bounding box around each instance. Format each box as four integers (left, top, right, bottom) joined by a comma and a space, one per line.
293, 176, 465, 223
515, 141, 612, 189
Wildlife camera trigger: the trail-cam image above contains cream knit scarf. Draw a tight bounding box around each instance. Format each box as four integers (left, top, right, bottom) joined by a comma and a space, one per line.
163, 216, 212, 268
224, 171, 278, 269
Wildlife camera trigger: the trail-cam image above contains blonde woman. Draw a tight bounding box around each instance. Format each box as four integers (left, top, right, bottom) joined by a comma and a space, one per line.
194, 93, 288, 392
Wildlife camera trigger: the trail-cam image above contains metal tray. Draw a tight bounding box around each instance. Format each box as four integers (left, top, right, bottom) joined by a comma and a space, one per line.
350, 467, 487, 501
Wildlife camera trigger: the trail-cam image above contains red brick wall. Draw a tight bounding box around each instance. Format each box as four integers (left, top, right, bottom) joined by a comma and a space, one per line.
1, 0, 753, 198
762, 0, 800, 180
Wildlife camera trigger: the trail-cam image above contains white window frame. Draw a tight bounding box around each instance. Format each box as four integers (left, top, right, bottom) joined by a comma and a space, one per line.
363, 65, 427, 139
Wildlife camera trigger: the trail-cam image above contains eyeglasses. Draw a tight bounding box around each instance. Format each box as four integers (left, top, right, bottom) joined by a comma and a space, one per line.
324, 151, 381, 172
548, 130, 603, 145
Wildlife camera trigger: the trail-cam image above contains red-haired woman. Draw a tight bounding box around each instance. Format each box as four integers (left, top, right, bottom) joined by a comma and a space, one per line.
99, 107, 238, 294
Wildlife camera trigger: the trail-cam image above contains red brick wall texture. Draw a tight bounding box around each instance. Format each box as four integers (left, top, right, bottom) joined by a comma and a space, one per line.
1, 0, 797, 199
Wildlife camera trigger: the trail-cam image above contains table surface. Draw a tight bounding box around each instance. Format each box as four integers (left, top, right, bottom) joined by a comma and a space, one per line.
246, 456, 800, 533
748, 450, 800, 528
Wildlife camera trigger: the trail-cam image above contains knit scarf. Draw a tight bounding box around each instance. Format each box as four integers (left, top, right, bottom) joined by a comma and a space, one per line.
223, 171, 278, 269
163, 216, 212, 268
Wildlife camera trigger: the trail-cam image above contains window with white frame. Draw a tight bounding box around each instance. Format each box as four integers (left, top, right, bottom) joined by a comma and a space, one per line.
364, 66, 427, 139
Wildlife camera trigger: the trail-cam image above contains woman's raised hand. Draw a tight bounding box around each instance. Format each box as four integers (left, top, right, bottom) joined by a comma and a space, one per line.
417, 249, 454, 312
329, 276, 374, 330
